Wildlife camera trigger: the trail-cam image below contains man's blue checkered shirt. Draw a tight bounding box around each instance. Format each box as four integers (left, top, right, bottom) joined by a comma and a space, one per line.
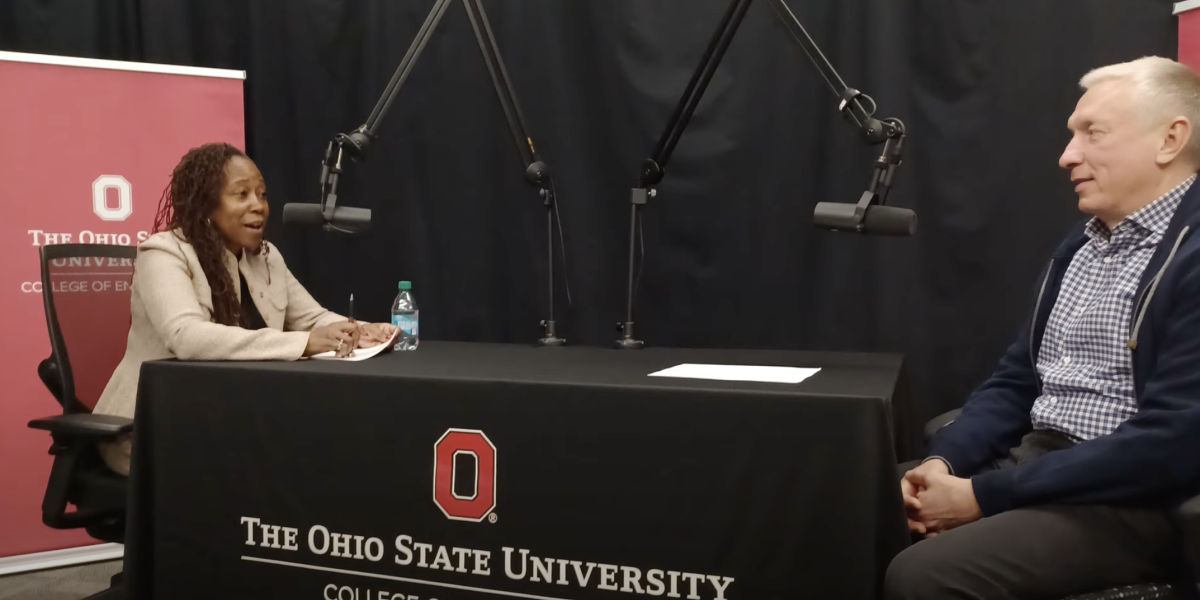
1032, 175, 1196, 440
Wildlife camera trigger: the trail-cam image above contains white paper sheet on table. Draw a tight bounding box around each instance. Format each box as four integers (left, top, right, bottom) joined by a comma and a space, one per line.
648, 363, 821, 384
310, 328, 401, 362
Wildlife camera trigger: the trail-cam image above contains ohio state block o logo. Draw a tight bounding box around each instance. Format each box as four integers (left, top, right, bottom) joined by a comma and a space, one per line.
433, 429, 496, 521
92, 175, 133, 221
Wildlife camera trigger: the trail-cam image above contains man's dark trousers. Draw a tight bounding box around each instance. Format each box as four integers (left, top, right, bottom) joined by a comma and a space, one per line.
887, 431, 1186, 600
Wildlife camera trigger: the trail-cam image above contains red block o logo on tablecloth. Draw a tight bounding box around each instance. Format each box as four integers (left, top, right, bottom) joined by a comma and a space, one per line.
433, 429, 496, 522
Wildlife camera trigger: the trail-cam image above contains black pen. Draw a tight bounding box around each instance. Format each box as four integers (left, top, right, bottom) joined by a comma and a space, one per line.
343, 293, 357, 358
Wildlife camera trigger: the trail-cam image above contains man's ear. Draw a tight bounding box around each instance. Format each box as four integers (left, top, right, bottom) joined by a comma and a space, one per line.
1157, 116, 1193, 166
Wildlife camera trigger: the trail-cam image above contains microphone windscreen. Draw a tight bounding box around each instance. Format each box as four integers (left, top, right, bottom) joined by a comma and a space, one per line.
282, 203, 326, 226
282, 203, 372, 234
862, 205, 917, 236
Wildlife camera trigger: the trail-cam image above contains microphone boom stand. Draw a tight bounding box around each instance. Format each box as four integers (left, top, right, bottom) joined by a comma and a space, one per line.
462, 0, 567, 346
316, 0, 454, 234
768, 0, 908, 232
616, 0, 755, 349
615, 0, 908, 349
312, 0, 568, 346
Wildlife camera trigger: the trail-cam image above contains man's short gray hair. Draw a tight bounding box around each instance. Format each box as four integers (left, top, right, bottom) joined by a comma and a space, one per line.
1081, 56, 1200, 159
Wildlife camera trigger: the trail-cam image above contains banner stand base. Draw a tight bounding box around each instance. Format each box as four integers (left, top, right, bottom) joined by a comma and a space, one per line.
0, 543, 123, 577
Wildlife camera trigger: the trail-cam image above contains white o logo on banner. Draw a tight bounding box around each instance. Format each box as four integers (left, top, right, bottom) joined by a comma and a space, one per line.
92, 175, 133, 221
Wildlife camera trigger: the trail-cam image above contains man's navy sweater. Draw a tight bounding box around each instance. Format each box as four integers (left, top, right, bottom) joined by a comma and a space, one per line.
929, 176, 1200, 516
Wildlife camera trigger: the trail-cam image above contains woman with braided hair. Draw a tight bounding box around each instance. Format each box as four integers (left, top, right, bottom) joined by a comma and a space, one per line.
94, 143, 396, 475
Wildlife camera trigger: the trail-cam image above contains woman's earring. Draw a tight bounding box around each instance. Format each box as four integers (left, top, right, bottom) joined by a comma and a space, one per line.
262, 240, 271, 285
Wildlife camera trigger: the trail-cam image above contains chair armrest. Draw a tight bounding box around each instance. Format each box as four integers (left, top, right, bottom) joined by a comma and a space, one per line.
1175, 493, 1200, 578
29, 414, 133, 438
924, 408, 963, 445
29, 413, 131, 530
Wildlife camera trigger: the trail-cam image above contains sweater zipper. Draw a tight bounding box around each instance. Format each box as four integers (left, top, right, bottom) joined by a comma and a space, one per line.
1126, 226, 1192, 400
1127, 281, 1151, 402
1128, 226, 1190, 347
1030, 259, 1054, 396
1127, 284, 1153, 345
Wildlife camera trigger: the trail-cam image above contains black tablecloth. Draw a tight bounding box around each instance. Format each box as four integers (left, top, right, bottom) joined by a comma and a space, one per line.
126, 342, 909, 600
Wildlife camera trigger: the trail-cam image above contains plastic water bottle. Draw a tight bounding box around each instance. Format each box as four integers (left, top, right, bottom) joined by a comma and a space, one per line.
391, 281, 419, 351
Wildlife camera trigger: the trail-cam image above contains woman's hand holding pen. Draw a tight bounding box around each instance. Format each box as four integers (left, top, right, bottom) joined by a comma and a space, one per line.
304, 322, 361, 357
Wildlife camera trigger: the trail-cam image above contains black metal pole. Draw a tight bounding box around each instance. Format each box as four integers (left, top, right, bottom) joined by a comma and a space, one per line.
651, 0, 755, 178
362, 0, 455, 138
466, 0, 537, 165
314, 0, 455, 227
619, 201, 638, 344
766, 0, 846, 97
766, 0, 899, 143
616, 0, 754, 349
545, 198, 557, 340
463, 0, 565, 346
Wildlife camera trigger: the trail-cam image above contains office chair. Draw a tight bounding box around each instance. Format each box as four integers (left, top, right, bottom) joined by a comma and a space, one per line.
922, 408, 1199, 600
27, 244, 137, 600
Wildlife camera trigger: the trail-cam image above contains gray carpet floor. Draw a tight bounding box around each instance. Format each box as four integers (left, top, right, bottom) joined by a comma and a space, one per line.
0, 560, 121, 600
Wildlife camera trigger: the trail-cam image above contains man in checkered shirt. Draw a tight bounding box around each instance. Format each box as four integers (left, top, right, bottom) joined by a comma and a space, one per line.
888, 57, 1200, 599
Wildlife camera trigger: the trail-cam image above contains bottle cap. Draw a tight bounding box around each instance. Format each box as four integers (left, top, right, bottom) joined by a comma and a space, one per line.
399, 281, 412, 290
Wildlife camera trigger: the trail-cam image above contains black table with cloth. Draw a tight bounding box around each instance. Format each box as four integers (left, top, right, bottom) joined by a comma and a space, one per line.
125, 341, 909, 600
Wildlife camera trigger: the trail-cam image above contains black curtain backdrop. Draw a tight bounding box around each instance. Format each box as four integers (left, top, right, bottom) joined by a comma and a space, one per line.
1, 0, 1177, 459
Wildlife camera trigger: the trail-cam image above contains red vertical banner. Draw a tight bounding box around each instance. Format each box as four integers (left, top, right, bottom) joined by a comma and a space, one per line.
0, 52, 245, 559
1179, 1, 1200, 69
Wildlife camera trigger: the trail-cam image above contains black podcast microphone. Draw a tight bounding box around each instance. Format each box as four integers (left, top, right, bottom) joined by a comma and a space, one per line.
283, 134, 373, 235
282, 203, 373, 234
813, 198, 917, 236
283, 0, 457, 239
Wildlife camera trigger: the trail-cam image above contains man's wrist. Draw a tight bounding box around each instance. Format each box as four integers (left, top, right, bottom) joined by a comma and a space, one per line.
964, 479, 983, 520
970, 468, 1016, 517
922, 456, 954, 476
